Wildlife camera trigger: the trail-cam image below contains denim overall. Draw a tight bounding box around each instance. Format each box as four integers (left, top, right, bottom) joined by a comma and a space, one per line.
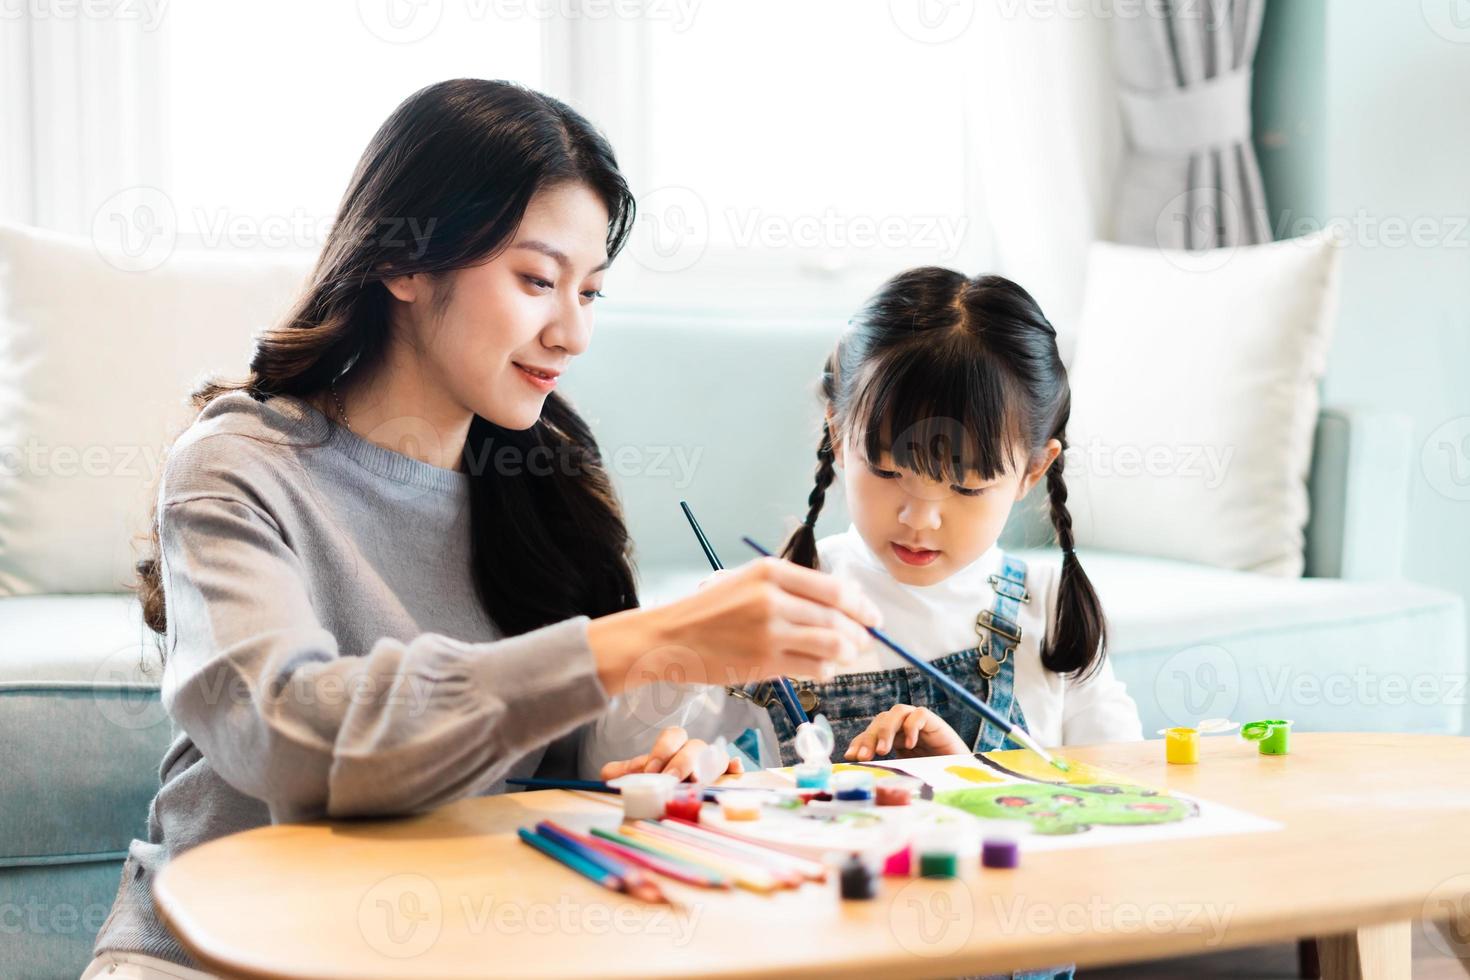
735, 554, 1035, 764
731, 554, 1074, 980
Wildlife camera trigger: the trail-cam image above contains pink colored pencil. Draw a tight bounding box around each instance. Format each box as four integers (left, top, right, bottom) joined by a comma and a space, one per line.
633, 821, 804, 887
660, 817, 829, 881
580, 826, 732, 889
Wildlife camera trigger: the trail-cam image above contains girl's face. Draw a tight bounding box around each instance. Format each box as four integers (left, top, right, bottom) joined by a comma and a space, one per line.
388, 181, 611, 432
834, 423, 1061, 587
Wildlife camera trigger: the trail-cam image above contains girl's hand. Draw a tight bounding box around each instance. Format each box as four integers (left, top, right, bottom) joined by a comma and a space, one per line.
598, 726, 742, 782
844, 704, 968, 761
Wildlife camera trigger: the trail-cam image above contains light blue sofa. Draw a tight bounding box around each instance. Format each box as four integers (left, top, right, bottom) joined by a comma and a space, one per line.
2, 311, 1464, 978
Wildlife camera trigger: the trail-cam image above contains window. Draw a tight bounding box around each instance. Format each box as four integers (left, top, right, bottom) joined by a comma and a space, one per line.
611, 0, 984, 313
164, 1, 543, 251
151, 2, 989, 314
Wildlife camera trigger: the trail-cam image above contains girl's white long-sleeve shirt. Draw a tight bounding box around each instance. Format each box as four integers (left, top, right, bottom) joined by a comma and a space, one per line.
813, 525, 1143, 748
581, 525, 1143, 775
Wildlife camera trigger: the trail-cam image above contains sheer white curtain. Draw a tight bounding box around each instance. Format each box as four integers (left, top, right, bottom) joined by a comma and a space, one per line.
2, 4, 1122, 337
964, 6, 1123, 357
0, 7, 168, 233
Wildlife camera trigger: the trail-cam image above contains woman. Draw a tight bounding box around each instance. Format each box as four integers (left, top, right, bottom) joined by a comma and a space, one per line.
82, 79, 879, 979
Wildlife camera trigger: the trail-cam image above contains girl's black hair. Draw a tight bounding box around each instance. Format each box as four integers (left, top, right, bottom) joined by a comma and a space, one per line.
780, 268, 1106, 678
137, 79, 638, 646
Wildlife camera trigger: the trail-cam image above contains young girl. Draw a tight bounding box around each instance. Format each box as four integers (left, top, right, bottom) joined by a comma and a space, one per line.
593, 267, 1140, 778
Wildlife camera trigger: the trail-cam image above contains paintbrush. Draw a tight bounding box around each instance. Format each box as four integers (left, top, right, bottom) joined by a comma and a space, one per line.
740, 536, 1071, 774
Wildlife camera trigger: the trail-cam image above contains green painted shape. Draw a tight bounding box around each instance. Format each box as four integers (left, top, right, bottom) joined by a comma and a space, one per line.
933, 783, 1199, 836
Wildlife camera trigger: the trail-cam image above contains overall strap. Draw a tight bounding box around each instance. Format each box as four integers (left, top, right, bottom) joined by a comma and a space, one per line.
975, 553, 1032, 752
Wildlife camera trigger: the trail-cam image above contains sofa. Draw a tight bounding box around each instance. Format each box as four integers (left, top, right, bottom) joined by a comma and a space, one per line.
1, 224, 1464, 978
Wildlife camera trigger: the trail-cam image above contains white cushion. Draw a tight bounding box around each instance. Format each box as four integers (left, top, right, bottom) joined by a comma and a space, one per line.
0, 222, 313, 594
1065, 234, 1341, 576
0, 594, 160, 684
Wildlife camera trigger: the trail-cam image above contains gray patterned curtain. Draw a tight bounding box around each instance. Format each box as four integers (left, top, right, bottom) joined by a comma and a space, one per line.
1111, 0, 1271, 249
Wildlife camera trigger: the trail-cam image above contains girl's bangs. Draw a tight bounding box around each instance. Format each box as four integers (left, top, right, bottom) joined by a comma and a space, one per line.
850, 341, 1025, 484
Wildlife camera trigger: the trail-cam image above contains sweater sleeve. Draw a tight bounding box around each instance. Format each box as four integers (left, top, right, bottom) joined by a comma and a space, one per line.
157, 493, 610, 823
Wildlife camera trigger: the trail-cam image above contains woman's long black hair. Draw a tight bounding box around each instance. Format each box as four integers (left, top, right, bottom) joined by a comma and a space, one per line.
137, 79, 639, 644
779, 268, 1107, 678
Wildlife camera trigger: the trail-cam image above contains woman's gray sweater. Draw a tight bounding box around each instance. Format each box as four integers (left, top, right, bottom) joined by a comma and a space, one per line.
92, 392, 611, 967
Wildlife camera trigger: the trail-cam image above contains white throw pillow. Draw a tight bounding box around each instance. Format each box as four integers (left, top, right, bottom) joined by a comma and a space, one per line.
1064, 234, 1341, 577
0, 222, 314, 594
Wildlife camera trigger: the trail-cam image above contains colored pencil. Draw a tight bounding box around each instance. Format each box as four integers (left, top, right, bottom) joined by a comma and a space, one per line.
617, 824, 786, 892
644, 819, 816, 883
627, 821, 802, 888
741, 535, 1070, 774
518, 828, 624, 893
600, 826, 752, 888
590, 828, 731, 888
585, 829, 731, 889
659, 817, 828, 881
535, 821, 667, 903
679, 500, 809, 728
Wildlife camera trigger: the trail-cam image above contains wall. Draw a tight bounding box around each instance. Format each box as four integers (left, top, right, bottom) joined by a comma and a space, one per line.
1253, 1, 1470, 634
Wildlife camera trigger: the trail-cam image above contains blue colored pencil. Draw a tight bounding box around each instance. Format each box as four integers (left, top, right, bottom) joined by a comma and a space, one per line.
518, 828, 623, 891
740, 536, 1069, 773
519, 826, 669, 903
536, 821, 668, 903
678, 500, 809, 728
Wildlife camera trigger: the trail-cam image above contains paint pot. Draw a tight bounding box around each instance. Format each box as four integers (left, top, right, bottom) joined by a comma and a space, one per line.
717, 791, 768, 822
914, 827, 964, 879
1241, 719, 1292, 755
793, 761, 832, 791
875, 776, 922, 807
664, 784, 703, 823
981, 836, 1020, 869
606, 773, 678, 821
832, 769, 876, 803
1165, 727, 1200, 765
794, 716, 836, 764
882, 843, 913, 877
839, 853, 879, 900
918, 851, 958, 878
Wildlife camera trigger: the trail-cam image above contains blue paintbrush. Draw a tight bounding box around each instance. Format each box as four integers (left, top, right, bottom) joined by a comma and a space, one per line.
678, 501, 809, 728
740, 536, 1070, 773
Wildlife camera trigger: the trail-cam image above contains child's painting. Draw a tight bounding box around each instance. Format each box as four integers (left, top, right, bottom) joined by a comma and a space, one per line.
851, 750, 1279, 850
747, 751, 1279, 856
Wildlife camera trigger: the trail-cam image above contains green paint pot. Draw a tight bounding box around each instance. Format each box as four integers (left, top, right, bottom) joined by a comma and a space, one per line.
1241, 719, 1292, 755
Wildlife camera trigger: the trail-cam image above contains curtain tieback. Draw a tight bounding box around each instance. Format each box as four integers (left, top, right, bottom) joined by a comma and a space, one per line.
1119, 68, 1254, 155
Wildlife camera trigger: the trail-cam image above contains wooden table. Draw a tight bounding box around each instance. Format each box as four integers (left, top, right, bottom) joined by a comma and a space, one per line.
154, 733, 1470, 979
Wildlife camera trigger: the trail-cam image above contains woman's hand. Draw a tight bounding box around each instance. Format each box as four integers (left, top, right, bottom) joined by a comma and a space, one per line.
587, 556, 881, 695
844, 704, 968, 761
599, 726, 742, 782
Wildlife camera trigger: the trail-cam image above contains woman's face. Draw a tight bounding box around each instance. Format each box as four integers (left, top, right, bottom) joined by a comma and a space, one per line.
394, 181, 611, 432
834, 424, 1059, 587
